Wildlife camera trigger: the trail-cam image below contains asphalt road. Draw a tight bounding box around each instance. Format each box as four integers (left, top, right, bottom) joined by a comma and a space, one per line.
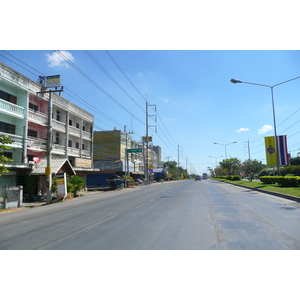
1, 180, 300, 250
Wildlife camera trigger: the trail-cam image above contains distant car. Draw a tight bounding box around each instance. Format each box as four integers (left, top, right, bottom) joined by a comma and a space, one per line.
195, 175, 201, 181
202, 173, 208, 180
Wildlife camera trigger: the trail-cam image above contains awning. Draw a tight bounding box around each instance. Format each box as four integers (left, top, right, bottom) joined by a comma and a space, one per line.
30, 157, 76, 175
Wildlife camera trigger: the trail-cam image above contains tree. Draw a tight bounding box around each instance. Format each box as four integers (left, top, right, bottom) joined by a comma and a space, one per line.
219, 158, 241, 175
290, 156, 300, 166
241, 159, 265, 181
0, 134, 14, 176
164, 160, 178, 180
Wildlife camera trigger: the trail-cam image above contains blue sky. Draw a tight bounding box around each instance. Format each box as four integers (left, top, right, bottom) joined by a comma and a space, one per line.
1, 50, 300, 174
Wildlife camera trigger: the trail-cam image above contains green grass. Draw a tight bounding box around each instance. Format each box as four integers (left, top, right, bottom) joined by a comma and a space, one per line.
214, 179, 300, 198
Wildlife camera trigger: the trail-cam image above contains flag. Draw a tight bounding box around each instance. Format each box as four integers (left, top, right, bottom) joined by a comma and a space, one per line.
265, 136, 277, 166
277, 135, 289, 165
265, 135, 289, 166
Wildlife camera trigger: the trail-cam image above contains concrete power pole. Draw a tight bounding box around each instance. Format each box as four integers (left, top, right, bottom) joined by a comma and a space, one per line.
145, 98, 156, 184
36, 76, 63, 204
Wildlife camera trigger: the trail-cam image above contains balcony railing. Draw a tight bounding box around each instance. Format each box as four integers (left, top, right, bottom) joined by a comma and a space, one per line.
0, 132, 23, 148
27, 137, 47, 151
0, 98, 25, 119
52, 119, 66, 132
27, 109, 47, 125
82, 130, 92, 140
69, 126, 80, 137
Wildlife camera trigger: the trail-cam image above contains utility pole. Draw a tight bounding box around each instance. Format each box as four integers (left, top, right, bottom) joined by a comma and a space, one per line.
124, 126, 133, 188
36, 76, 63, 204
145, 97, 156, 184
178, 145, 180, 180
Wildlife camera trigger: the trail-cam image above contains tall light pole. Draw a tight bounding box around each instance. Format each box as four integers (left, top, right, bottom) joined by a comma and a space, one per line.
231, 76, 300, 174
214, 142, 236, 159
209, 155, 223, 166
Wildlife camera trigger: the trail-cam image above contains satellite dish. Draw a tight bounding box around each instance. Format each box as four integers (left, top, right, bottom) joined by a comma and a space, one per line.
33, 157, 41, 163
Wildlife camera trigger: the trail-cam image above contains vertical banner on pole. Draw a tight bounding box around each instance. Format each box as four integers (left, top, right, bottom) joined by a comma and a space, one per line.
277, 135, 289, 166
265, 136, 277, 166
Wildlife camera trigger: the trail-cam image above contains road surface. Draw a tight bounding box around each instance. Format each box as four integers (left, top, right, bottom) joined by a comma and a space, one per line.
1, 180, 300, 249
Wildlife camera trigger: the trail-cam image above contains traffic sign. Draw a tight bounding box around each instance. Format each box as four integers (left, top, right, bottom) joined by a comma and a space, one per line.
126, 148, 143, 153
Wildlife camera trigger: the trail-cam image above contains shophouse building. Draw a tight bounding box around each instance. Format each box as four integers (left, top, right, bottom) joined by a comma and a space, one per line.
0, 62, 95, 197
88, 129, 161, 187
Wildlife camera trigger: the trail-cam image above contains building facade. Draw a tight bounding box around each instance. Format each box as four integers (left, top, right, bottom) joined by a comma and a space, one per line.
0, 62, 94, 193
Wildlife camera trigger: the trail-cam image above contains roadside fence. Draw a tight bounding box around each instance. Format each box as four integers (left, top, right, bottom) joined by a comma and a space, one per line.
0, 186, 23, 209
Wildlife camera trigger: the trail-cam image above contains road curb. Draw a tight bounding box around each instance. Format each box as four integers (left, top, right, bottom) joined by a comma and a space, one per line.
217, 180, 300, 203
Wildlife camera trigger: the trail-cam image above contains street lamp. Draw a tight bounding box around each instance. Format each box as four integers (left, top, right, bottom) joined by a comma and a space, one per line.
231, 76, 300, 174
214, 142, 236, 159
209, 155, 223, 166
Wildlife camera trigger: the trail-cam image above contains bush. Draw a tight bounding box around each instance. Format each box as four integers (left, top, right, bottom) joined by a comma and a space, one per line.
260, 176, 300, 187
260, 176, 277, 184
67, 175, 84, 197
280, 165, 300, 176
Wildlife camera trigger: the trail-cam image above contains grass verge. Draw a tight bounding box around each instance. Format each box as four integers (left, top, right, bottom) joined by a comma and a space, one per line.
214, 179, 300, 198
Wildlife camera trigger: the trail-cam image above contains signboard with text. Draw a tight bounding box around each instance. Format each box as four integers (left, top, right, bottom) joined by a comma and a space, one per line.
45, 75, 61, 88
126, 148, 142, 153
56, 173, 67, 198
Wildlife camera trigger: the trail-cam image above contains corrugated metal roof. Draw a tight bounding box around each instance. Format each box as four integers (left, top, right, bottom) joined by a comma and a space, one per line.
30, 157, 76, 175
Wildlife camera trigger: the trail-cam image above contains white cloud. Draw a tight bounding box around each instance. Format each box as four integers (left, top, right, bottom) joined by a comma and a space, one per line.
161, 97, 170, 103
236, 127, 250, 133
258, 124, 273, 134
46, 50, 74, 68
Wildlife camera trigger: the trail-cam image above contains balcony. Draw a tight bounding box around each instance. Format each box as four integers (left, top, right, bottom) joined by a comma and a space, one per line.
69, 126, 80, 137
0, 132, 23, 148
27, 137, 47, 151
82, 130, 92, 140
52, 119, 66, 132
27, 109, 47, 126
0, 98, 25, 119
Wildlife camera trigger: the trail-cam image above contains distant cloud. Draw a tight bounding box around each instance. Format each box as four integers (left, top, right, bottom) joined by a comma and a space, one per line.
236, 127, 250, 133
161, 98, 170, 103
46, 51, 74, 68
258, 124, 273, 134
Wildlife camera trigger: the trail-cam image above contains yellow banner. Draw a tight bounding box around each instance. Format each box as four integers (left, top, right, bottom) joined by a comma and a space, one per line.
265, 136, 277, 166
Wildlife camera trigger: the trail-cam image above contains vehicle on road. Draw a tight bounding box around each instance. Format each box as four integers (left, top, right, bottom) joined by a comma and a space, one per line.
202, 173, 208, 180
195, 175, 201, 181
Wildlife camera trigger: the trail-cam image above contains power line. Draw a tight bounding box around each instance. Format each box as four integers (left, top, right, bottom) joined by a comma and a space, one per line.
85, 50, 145, 113
55, 50, 145, 126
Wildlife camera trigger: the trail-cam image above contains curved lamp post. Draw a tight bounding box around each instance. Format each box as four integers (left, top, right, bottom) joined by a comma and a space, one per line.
214, 142, 236, 159
231, 76, 300, 174
209, 155, 223, 166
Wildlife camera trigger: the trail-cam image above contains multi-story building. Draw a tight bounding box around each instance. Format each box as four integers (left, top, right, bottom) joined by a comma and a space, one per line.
88, 129, 162, 187
0, 62, 94, 195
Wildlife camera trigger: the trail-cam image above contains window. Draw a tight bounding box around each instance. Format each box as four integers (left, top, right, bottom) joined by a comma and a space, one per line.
82, 144, 85, 150
0, 90, 17, 104
29, 102, 38, 111
82, 125, 86, 131
68, 140, 72, 147
0, 121, 16, 134
3, 152, 12, 159
69, 119, 73, 126
76, 123, 80, 129
28, 129, 38, 138
55, 132, 60, 144
56, 110, 60, 121
75, 142, 79, 149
